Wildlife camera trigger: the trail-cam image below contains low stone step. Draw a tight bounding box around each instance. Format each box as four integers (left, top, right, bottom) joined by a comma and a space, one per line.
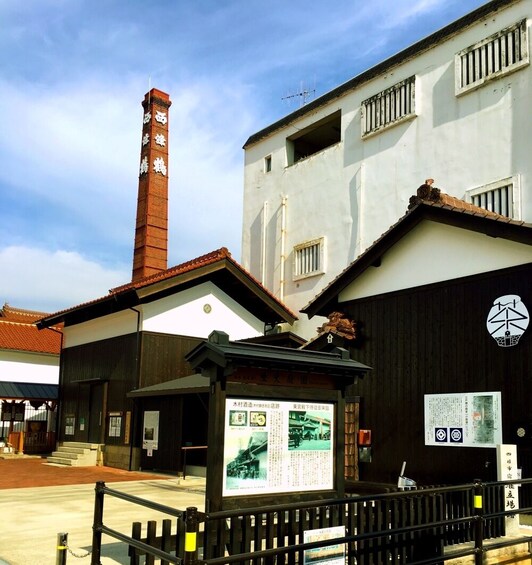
62, 442, 100, 450
46, 442, 102, 467
54, 446, 87, 455
51, 450, 81, 460
46, 456, 77, 466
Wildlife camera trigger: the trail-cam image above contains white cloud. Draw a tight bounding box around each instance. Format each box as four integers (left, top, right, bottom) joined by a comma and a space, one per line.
0, 0, 487, 311
0, 246, 129, 313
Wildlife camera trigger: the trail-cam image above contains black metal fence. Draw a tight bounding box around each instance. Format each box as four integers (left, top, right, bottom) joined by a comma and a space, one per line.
91, 479, 532, 565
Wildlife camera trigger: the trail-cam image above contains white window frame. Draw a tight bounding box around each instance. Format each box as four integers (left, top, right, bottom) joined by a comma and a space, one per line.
264, 155, 272, 173
465, 175, 521, 219
293, 237, 325, 281
455, 19, 529, 96
361, 75, 417, 138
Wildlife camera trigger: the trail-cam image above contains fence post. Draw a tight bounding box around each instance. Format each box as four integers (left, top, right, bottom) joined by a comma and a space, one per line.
473, 479, 484, 565
91, 481, 105, 565
184, 506, 199, 564
56, 532, 68, 565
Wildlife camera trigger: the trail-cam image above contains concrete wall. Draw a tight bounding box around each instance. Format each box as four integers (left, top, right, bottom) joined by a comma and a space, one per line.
242, 0, 532, 338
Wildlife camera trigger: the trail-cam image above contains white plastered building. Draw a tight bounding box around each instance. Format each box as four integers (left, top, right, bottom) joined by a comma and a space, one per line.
241, 0, 532, 338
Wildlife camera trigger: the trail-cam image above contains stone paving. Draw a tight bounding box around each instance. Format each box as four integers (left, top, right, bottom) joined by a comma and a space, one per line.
0, 457, 205, 565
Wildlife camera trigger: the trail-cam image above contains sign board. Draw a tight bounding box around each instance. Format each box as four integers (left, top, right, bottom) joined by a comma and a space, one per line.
142, 410, 159, 454
424, 392, 502, 448
223, 398, 334, 497
303, 526, 346, 565
108, 412, 122, 438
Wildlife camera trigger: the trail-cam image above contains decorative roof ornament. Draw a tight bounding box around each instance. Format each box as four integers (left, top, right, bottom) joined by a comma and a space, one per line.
317, 312, 356, 339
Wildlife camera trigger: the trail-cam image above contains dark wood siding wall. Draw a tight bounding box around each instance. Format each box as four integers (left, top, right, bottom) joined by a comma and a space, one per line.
59, 332, 203, 447
60, 333, 138, 443
343, 264, 531, 485
139, 333, 202, 388
139, 393, 208, 473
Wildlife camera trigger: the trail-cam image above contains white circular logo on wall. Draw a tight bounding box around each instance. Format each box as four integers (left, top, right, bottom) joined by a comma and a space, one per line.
486, 295, 529, 347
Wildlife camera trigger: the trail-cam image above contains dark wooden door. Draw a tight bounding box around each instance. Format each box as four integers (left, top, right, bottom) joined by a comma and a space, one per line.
88, 383, 104, 443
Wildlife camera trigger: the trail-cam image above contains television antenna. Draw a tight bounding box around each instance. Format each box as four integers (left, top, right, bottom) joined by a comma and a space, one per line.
282, 79, 316, 108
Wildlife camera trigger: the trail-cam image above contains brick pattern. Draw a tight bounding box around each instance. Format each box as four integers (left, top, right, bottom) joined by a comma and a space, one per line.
132, 89, 172, 282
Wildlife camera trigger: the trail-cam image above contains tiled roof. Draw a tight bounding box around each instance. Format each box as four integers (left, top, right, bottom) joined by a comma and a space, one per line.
1, 304, 50, 323
407, 182, 516, 221
111, 247, 233, 293
40, 247, 297, 325
0, 320, 61, 354
302, 185, 531, 317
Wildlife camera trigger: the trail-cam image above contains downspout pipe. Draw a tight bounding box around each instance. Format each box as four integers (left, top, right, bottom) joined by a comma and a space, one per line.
280, 195, 287, 302
45, 326, 64, 450
128, 307, 142, 471
261, 200, 268, 285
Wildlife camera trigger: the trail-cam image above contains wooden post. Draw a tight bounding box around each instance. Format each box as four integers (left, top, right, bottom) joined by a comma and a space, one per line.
129, 522, 141, 565
161, 519, 172, 565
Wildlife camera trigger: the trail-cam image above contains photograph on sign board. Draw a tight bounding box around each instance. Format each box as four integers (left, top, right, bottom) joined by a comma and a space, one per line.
288, 410, 332, 450
226, 431, 268, 487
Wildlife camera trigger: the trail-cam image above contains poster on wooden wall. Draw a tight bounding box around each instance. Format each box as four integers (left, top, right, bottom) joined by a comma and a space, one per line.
142, 410, 159, 455
424, 391, 502, 448
223, 398, 334, 496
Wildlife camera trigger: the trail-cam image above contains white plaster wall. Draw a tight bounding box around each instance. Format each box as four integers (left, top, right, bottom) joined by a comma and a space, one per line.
63, 308, 138, 348
339, 221, 532, 302
63, 282, 264, 348
241, 1, 532, 339
0, 351, 59, 384
141, 282, 264, 340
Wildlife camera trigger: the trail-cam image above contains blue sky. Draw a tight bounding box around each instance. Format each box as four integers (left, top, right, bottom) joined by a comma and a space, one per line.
0, 0, 487, 312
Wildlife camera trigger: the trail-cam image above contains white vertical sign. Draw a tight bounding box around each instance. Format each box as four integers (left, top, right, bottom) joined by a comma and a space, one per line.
496, 444, 519, 535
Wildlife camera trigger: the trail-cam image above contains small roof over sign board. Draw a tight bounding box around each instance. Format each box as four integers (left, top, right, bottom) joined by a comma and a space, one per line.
127, 374, 209, 398
186, 330, 371, 381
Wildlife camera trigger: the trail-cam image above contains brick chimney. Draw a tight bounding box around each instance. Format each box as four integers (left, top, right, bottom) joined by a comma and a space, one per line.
132, 88, 172, 282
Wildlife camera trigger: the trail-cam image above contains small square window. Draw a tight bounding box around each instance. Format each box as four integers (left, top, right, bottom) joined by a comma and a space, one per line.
293, 238, 325, 280
264, 155, 272, 173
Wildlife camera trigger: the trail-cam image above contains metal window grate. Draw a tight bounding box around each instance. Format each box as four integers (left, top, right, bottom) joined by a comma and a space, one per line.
456, 20, 529, 94
471, 184, 512, 217
467, 177, 519, 218
294, 239, 324, 279
361, 76, 416, 137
